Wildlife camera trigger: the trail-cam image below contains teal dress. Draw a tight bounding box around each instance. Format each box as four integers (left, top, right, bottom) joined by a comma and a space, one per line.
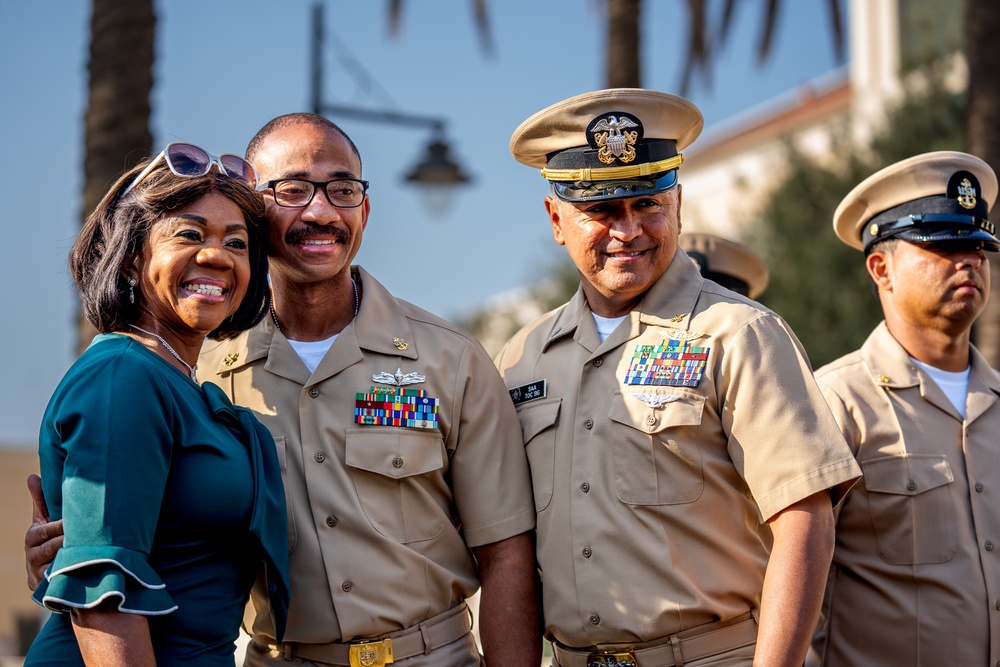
26, 334, 289, 666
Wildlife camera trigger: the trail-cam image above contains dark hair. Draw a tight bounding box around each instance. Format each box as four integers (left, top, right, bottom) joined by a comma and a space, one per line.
70, 157, 270, 340
246, 112, 363, 174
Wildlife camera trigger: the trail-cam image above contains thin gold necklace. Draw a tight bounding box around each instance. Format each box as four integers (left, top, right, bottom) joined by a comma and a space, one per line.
129, 324, 198, 382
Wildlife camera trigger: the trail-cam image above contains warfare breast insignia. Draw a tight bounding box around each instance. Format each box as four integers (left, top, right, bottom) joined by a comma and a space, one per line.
372, 368, 425, 387
624, 335, 710, 387
631, 393, 680, 409
587, 112, 642, 165
355, 387, 439, 429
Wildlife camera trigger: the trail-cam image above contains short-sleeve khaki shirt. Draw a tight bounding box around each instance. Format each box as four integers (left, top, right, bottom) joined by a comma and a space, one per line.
811, 322, 1000, 666
494, 249, 860, 648
199, 266, 535, 644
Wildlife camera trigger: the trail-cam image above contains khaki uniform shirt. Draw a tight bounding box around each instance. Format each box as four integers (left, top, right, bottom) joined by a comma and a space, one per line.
199, 266, 535, 644
811, 322, 1000, 666
494, 250, 860, 648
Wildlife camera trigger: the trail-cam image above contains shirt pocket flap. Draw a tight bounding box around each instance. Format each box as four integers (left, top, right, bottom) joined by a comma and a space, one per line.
516, 398, 561, 443
345, 428, 445, 479
861, 454, 954, 496
608, 390, 705, 434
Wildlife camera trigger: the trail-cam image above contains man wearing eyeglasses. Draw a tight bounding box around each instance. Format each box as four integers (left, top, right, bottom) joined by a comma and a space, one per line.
496, 89, 861, 666
26, 113, 539, 667
808, 152, 1000, 666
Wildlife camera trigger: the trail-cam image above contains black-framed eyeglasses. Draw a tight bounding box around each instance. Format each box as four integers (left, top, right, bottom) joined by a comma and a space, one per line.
257, 178, 370, 208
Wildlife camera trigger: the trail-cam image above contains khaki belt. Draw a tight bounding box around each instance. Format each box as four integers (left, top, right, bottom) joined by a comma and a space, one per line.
258, 601, 472, 666
552, 611, 758, 667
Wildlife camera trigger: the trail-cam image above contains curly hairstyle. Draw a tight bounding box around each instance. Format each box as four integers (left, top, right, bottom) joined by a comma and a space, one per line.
70, 154, 270, 340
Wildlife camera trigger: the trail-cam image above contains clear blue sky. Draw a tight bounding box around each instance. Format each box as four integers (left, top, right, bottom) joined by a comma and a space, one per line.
0, 0, 845, 444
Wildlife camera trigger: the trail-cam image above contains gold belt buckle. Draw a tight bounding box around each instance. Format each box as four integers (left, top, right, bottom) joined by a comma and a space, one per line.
586, 650, 637, 667
348, 638, 394, 667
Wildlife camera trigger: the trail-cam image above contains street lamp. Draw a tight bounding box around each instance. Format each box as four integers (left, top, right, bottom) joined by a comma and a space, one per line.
310, 3, 473, 214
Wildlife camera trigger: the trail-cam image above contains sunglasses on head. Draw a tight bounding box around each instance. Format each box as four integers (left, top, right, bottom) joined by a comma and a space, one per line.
120, 141, 258, 197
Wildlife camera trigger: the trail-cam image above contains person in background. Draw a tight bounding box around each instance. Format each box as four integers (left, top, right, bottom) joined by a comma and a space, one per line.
678, 232, 769, 299
497, 88, 861, 667
25, 142, 289, 666
810, 151, 1000, 666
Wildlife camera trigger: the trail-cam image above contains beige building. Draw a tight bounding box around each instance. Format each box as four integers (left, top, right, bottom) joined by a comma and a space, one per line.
682, 0, 962, 241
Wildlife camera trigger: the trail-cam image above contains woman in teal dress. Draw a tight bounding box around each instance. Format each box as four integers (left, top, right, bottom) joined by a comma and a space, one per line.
25, 142, 289, 666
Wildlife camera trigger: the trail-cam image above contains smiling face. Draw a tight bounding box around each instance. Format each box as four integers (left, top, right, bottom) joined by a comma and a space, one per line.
134, 192, 250, 338
251, 121, 370, 289
546, 187, 682, 316
869, 240, 990, 336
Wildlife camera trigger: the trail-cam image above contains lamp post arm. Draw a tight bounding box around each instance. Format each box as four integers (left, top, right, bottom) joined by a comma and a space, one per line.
316, 103, 445, 132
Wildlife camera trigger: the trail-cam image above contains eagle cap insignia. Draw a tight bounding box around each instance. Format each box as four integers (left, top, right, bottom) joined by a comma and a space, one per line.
586, 111, 643, 165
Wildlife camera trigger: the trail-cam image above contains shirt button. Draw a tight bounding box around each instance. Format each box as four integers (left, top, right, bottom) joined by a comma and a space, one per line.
589, 613, 600, 625
342, 581, 353, 592
906, 480, 917, 491
392, 456, 404, 468
645, 415, 657, 426
314, 452, 325, 463
593, 358, 603, 367
987, 541, 995, 552
977, 482, 985, 492
584, 419, 594, 430
326, 515, 338, 527
308, 387, 320, 398
581, 482, 591, 493
582, 547, 592, 558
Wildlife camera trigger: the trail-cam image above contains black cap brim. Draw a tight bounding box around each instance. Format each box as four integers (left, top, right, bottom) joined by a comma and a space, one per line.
551, 169, 679, 203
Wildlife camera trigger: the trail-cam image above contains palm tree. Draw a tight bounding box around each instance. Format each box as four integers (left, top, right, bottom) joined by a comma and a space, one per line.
77, 0, 155, 354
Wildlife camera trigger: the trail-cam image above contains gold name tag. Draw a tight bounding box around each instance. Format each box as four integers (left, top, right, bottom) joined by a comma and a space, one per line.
587, 652, 637, 667
349, 638, 394, 667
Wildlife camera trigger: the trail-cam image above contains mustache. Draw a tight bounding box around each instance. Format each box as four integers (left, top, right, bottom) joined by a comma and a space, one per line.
286, 222, 350, 245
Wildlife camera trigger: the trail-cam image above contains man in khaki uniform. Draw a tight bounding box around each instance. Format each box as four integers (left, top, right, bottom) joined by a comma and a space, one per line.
496, 88, 861, 667
809, 151, 1000, 666
678, 232, 769, 299
26, 113, 540, 667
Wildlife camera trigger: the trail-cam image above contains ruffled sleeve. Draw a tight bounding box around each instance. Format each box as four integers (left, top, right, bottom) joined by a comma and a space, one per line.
34, 338, 180, 614
34, 546, 176, 614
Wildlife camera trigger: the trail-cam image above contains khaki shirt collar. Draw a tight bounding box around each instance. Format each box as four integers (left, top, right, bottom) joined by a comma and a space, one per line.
542, 248, 706, 356
205, 265, 418, 383
862, 321, 1000, 423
